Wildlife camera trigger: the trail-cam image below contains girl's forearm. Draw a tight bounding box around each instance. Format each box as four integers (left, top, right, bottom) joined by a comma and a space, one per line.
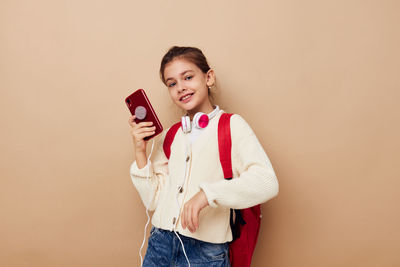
132, 135, 148, 169
135, 150, 148, 169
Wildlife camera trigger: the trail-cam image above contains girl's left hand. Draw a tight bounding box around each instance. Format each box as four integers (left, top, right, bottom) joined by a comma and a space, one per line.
181, 190, 209, 233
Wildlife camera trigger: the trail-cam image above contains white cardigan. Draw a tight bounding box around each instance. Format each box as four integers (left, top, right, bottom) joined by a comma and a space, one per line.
130, 110, 279, 243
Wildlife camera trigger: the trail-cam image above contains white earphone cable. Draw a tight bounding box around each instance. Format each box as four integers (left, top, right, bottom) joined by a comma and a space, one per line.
139, 121, 205, 266
173, 134, 191, 266
173, 230, 191, 267
139, 139, 155, 267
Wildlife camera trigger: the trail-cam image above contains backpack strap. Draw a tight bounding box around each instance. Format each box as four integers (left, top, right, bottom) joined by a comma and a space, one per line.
218, 113, 234, 180
163, 122, 181, 159
218, 113, 247, 241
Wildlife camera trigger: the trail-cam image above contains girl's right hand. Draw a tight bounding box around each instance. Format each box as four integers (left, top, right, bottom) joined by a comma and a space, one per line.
128, 115, 156, 152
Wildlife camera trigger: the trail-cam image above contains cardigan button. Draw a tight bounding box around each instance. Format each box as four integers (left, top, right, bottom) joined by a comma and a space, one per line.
178, 186, 183, 193
186, 155, 190, 162
172, 217, 176, 225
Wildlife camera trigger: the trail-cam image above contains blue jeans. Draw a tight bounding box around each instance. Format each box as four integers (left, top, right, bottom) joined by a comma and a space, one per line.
143, 227, 230, 267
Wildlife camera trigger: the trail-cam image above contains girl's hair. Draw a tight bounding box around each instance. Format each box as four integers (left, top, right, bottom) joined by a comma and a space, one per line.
159, 46, 213, 96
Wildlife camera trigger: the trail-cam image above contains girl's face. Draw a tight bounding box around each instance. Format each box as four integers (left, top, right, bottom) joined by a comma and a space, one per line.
163, 58, 215, 118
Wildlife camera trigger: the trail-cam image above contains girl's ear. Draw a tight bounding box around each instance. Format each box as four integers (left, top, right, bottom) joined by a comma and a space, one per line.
206, 69, 216, 87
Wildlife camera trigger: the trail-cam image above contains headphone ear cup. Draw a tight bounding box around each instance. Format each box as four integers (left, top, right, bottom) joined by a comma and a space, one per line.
181, 116, 191, 133
193, 112, 209, 129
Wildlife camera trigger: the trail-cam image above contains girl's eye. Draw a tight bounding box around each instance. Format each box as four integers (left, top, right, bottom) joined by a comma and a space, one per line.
168, 82, 176, 87
185, 76, 193, 80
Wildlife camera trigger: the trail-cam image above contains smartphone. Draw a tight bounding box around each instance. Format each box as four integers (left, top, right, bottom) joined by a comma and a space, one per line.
125, 89, 163, 140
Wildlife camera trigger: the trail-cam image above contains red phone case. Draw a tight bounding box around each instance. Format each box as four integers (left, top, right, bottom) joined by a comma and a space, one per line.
125, 89, 163, 140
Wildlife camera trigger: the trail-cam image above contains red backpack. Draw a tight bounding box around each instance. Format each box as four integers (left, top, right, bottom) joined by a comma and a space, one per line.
163, 113, 262, 267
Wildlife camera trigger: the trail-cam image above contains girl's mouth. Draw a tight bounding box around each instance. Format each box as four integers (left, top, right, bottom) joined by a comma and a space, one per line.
180, 93, 194, 103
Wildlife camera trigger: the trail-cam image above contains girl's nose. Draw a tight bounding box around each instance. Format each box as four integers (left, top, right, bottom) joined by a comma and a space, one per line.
177, 83, 186, 93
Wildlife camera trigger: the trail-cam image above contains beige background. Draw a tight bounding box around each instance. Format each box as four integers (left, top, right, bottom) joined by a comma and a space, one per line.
1, 0, 399, 266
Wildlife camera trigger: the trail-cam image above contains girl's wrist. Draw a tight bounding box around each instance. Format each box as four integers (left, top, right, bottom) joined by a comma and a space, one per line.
133, 138, 146, 153
135, 150, 147, 158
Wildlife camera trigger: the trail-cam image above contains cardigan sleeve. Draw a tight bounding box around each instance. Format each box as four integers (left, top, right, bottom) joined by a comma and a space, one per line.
199, 114, 279, 209
129, 131, 169, 211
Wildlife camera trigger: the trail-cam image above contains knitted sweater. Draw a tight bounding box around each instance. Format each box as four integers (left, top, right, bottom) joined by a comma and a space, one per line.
129, 110, 279, 243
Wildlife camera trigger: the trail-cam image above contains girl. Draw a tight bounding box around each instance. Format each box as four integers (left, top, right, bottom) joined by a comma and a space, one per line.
128, 46, 279, 267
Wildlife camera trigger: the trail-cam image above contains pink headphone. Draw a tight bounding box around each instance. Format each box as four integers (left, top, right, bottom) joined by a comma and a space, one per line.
181, 112, 210, 134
